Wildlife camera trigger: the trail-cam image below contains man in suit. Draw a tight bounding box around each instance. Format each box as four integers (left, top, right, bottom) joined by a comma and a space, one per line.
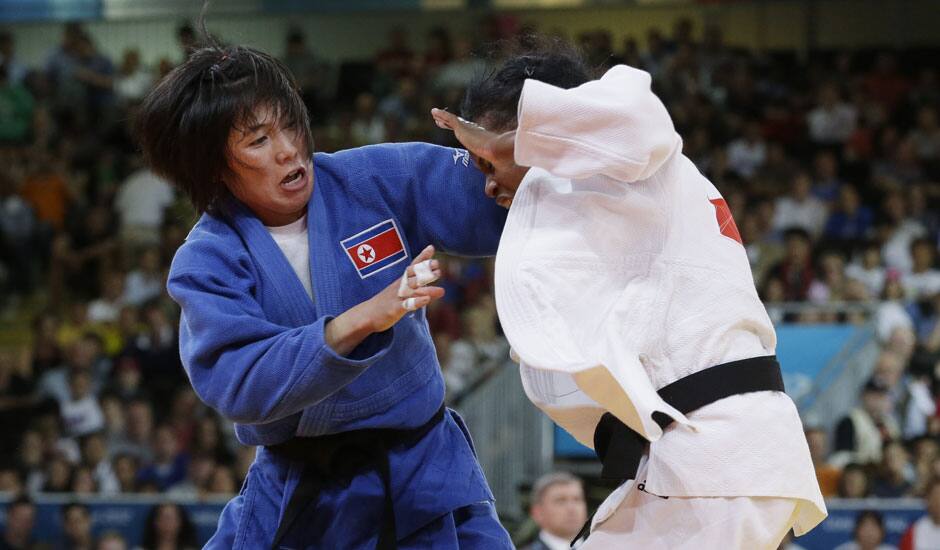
523, 472, 588, 550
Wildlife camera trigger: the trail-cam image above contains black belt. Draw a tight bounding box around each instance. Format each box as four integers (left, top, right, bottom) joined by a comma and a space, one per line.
572, 355, 784, 547
267, 404, 446, 550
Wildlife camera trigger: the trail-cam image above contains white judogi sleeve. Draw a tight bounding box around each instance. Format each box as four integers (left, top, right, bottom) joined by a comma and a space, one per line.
496, 65, 690, 443
514, 65, 680, 182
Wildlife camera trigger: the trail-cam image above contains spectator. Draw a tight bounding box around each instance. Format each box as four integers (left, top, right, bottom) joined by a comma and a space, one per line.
433, 36, 486, 93
113, 49, 152, 106
138, 503, 197, 550
59, 370, 105, 438
871, 440, 915, 497
903, 238, 940, 301
0, 63, 35, 145
0, 495, 37, 550
899, 478, 940, 550
771, 172, 828, 238
111, 398, 154, 462
768, 228, 815, 301
824, 184, 875, 244
833, 378, 901, 466
876, 273, 915, 343
61, 502, 94, 550
805, 426, 841, 497
120, 246, 165, 306
111, 453, 139, 493
834, 509, 897, 550
87, 270, 125, 324
79, 432, 119, 494
0, 32, 27, 85
113, 164, 175, 248
908, 106, 940, 163
807, 83, 857, 146
725, 120, 767, 179
522, 472, 587, 550
135, 424, 188, 491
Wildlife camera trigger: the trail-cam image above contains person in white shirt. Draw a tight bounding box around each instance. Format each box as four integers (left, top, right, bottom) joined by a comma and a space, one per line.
833, 510, 897, 550
904, 238, 940, 301
807, 83, 858, 145
900, 479, 940, 550
433, 41, 825, 549
522, 472, 588, 550
772, 172, 829, 238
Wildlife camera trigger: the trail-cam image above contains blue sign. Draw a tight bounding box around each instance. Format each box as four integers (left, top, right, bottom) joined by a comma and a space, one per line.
0, 498, 225, 547
0, 0, 101, 22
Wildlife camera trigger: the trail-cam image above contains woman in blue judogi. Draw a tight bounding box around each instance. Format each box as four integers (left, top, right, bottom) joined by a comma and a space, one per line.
136, 43, 512, 549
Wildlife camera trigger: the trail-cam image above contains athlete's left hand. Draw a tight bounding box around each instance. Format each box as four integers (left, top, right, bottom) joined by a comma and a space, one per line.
431, 108, 528, 208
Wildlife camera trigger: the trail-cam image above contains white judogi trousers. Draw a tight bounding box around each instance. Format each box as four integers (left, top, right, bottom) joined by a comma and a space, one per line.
581, 458, 799, 550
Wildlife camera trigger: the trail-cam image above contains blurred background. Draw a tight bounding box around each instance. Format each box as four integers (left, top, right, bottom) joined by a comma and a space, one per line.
0, 0, 937, 548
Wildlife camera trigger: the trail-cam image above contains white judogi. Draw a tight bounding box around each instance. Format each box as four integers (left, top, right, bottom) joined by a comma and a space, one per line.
494, 65, 827, 546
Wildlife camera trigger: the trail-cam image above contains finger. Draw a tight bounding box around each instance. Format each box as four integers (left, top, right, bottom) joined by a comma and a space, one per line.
431, 108, 457, 131
411, 245, 435, 265
412, 259, 437, 286
412, 286, 445, 300
401, 297, 426, 312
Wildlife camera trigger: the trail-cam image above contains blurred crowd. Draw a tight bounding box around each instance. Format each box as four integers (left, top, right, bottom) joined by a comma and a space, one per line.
0, 11, 937, 549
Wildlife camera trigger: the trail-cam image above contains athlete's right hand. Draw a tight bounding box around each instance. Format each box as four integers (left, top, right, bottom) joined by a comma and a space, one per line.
325, 245, 444, 356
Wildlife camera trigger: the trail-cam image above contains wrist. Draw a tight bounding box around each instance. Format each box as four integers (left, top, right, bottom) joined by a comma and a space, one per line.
326, 308, 375, 357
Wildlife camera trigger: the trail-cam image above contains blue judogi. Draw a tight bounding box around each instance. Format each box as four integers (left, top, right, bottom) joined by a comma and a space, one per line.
166, 143, 511, 549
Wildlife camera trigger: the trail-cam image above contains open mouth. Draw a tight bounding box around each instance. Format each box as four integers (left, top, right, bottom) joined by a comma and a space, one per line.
280, 166, 307, 190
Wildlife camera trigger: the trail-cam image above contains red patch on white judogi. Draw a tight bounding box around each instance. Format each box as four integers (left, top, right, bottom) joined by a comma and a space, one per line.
710, 198, 742, 244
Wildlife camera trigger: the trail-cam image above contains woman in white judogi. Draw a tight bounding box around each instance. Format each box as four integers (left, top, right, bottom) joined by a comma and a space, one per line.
432, 46, 826, 549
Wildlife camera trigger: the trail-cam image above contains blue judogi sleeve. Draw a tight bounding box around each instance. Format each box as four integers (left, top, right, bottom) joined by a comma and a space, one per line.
167, 228, 394, 425
338, 143, 507, 257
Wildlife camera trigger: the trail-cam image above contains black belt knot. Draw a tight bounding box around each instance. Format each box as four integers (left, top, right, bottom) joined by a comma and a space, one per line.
267, 404, 446, 550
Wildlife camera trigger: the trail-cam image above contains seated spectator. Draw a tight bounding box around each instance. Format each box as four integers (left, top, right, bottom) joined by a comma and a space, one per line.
61, 502, 94, 550
903, 238, 940, 301
113, 48, 152, 105
880, 190, 926, 275
808, 250, 851, 304
69, 464, 97, 495
871, 440, 915, 497
111, 453, 139, 494
806, 426, 841, 497
59, 370, 105, 438
768, 228, 815, 301
0, 495, 37, 550
834, 509, 897, 550
833, 378, 901, 467
113, 162, 175, 248
111, 398, 153, 463
807, 82, 857, 146
824, 184, 874, 243
79, 432, 119, 494
847, 243, 887, 298
87, 270, 125, 324
772, 172, 828, 238
139, 503, 197, 550
135, 423, 188, 491
812, 150, 844, 203
726, 119, 767, 179
522, 472, 587, 550
166, 452, 216, 498
122, 247, 164, 307
443, 303, 508, 398
876, 273, 915, 343
899, 478, 940, 550
908, 106, 940, 163
838, 463, 872, 499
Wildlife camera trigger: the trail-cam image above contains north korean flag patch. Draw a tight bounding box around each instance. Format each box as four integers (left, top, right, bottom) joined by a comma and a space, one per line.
341, 219, 409, 279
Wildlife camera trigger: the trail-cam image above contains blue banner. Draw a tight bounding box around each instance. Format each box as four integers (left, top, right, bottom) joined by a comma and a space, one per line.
0, 0, 101, 22
0, 498, 225, 547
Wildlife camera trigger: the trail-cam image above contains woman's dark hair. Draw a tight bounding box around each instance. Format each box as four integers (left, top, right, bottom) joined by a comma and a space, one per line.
141, 502, 198, 549
136, 14, 312, 215
461, 36, 594, 131
853, 509, 885, 538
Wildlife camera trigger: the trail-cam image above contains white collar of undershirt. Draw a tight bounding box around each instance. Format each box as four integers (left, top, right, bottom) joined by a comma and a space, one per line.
539, 530, 575, 550
265, 213, 307, 235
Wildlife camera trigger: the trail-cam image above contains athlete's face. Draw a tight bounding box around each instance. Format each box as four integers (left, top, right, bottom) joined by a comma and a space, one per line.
225, 104, 313, 226
474, 112, 520, 209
